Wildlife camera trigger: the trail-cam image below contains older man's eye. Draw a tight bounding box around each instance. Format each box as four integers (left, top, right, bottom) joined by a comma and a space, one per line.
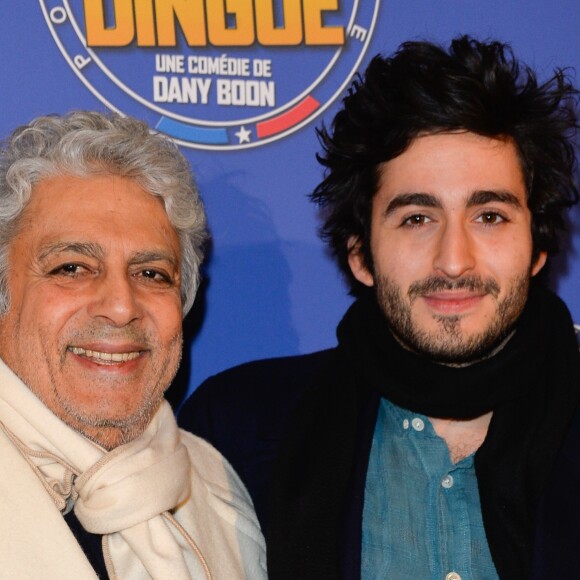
136, 269, 173, 285
49, 263, 87, 277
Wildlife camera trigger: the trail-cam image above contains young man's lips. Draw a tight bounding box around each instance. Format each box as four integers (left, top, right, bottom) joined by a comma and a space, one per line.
421, 291, 487, 313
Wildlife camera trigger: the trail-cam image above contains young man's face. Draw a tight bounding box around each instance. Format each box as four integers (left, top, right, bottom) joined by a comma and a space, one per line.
349, 132, 546, 363
0, 175, 183, 449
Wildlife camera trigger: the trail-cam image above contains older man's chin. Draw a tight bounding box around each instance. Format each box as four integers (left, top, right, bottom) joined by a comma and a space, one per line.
56, 392, 167, 450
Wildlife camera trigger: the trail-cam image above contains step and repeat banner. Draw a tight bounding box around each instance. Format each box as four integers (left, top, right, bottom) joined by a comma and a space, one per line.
2, 1, 579, 403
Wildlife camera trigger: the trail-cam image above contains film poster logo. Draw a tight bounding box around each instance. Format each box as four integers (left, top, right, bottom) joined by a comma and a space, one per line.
40, 0, 381, 150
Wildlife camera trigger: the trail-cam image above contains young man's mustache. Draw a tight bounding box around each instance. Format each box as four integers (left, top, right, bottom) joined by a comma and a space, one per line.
408, 276, 501, 299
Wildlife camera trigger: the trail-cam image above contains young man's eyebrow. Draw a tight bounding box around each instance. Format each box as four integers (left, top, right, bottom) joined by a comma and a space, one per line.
383, 190, 524, 218
38, 241, 105, 262
466, 189, 523, 209
385, 193, 442, 216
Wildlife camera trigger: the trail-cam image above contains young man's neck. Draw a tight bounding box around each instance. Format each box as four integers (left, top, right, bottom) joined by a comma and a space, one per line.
429, 412, 493, 463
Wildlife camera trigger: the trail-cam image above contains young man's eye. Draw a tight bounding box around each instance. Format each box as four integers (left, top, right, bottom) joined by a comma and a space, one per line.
476, 212, 507, 225
401, 214, 431, 227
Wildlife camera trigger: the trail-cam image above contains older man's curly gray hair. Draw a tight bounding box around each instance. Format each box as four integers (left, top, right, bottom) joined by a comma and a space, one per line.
0, 111, 207, 315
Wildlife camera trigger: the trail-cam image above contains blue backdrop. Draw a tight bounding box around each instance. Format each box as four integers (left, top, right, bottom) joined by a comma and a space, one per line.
2, 1, 579, 404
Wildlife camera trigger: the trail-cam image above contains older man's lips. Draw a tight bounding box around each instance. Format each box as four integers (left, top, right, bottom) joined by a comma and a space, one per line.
67, 346, 143, 365
421, 291, 487, 314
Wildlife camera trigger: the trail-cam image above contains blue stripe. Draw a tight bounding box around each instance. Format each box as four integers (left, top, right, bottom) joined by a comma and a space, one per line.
156, 117, 228, 145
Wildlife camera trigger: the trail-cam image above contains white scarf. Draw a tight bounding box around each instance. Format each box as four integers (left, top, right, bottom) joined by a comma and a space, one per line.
0, 358, 213, 579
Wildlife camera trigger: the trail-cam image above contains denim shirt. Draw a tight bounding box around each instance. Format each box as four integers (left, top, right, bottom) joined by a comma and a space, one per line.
361, 398, 499, 580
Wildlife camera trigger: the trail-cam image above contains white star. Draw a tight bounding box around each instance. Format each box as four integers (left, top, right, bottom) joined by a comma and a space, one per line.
235, 126, 252, 144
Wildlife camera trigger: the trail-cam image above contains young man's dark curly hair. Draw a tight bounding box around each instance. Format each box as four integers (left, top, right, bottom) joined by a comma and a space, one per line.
312, 35, 579, 294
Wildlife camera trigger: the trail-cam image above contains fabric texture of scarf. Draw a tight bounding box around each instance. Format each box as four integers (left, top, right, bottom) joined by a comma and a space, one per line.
0, 357, 266, 579
267, 284, 580, 580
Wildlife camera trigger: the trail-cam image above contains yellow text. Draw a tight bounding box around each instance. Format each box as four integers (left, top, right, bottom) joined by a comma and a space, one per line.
84, 0, 345, 47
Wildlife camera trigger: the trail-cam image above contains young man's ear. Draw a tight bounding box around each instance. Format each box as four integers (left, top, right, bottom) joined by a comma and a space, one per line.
531, 251, 548, 277
347, 236, 374, 287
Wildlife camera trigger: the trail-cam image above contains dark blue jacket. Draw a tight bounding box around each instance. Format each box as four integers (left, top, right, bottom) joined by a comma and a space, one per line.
179, 348, 580, 579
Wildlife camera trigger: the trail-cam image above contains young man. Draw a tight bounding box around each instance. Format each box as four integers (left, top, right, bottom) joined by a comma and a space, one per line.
180, 37, 580, 579
0, 111, 266, 578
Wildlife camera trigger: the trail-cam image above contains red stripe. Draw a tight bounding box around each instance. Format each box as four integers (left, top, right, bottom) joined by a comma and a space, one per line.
257, 96, 320, 138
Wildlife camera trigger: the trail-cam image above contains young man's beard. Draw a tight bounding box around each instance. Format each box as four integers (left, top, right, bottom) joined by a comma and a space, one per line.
374, 272, 531, 364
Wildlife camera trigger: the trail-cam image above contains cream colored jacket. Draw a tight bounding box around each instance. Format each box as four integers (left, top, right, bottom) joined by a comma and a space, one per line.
0, 381, 267, 579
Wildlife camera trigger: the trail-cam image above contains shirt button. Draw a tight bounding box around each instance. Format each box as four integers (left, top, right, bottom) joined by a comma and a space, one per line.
445, 572, 461, 580
403, 419, 409, 430
411, 418, 425, 431
441, 474, 454, 489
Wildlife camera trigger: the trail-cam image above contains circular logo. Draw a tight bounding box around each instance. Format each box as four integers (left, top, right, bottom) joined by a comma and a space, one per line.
40, 0, 381, 150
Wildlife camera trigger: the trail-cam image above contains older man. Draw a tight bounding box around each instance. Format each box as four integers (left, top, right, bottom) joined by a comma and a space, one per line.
0, 111, 266, 578
180, 36, 580, 579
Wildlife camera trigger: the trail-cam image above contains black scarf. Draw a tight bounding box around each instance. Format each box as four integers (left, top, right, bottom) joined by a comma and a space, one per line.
267, 284, 580, 579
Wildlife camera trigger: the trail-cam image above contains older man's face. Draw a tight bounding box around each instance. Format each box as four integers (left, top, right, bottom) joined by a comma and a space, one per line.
0, 175, 183, 449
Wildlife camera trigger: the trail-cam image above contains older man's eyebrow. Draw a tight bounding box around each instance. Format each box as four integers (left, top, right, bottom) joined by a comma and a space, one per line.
130, 251, 179, 269
385, 193, 443, 216
38, 241, 106, 262
466, 190, 523, 209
